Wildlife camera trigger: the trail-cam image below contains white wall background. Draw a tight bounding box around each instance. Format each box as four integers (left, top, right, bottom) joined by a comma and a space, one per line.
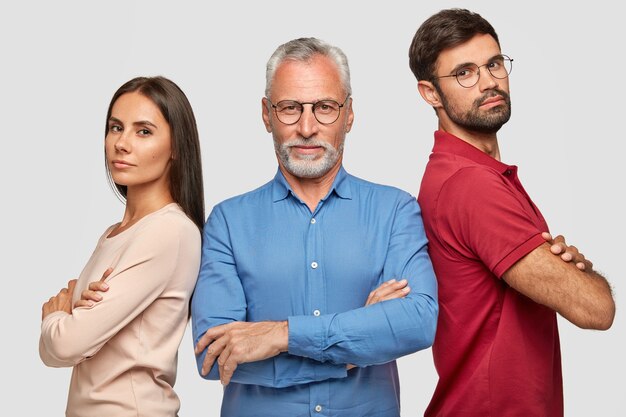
2, 1, 623, 415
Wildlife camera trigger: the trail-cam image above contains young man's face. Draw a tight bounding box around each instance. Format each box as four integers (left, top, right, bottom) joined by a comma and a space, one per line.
430, 33, 511, 135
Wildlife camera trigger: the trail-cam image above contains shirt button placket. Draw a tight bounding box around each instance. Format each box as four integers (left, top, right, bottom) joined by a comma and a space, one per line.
308, 210, 327, 416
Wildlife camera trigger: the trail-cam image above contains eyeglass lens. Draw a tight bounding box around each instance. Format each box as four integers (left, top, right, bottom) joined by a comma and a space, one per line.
455, 55, 513, 88
274, 100, 342, 125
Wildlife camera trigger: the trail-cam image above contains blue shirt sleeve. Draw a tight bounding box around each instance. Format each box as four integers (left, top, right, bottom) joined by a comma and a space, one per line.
190, 205, 348, 388
287, 195, 438, 366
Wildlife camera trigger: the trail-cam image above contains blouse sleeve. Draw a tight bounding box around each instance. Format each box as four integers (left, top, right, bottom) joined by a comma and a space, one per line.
39, 215, 197, 367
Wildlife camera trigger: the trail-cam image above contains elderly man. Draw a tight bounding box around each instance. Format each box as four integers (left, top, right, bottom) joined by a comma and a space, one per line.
409, 8, 615, 417
191, 37, 438, 417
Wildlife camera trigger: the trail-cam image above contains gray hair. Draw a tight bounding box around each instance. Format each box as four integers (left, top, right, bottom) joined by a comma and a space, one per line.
265, 37, 352, 99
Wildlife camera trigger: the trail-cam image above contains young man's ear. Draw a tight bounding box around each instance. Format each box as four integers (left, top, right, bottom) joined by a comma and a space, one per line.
417, 80, 443, 109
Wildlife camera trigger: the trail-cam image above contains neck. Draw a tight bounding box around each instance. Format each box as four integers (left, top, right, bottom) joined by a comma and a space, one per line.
122, 183, 174, 227
279, 161, 341, 212
439, 121, 501, 160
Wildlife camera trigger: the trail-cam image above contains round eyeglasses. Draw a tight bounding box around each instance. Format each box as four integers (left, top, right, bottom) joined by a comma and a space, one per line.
268, 96, 350, 125
436, 55, 513, 88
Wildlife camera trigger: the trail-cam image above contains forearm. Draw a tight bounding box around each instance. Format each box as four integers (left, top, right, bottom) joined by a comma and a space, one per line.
194, 349, 347, 387
39, 312, 80, 367
565, 269, 614, 330
288, 293, 438, 366
504, 243, 615, 330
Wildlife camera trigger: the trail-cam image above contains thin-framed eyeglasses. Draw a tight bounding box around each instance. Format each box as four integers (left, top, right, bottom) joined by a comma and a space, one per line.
267, 95, 350, 125
435, 54, 513, 88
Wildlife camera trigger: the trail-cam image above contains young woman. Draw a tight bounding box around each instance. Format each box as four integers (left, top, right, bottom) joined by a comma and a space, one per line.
39, 76, 204, 417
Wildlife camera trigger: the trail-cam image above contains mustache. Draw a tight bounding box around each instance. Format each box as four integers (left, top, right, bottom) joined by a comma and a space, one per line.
474, 89, 510, 107
283, 137, 334, 151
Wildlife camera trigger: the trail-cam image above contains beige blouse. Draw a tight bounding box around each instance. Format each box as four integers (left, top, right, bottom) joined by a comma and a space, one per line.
40, 203, 201, 417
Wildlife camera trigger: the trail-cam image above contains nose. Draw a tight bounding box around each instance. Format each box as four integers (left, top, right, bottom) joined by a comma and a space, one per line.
477, 66, 498, 91
113, 131, 131, 153
296, 104, 320, 138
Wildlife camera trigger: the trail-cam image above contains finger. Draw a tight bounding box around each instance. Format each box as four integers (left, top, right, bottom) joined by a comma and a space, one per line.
218, 343, 236, 385
379, 279, 408, 296
376, 279, 406, 296
195, 332, 216, 355
368, 285, 392, 301
550, 242, 566, 255
88, 281, 109, 292
201, 337, 229, 376
195, 324, 230, 355
541, 232, 552, 241
366, 280, 396, 304
560, 245, 581, 263
379, 286, 411, 302
73, 300, 95, 308
367, 280, 409, 305
221, 355, 239, 386
576, 262, 586, 271
66, 280, 77, 297
549, 235, 566, 253
81, 289, 103, 302
101, 267, 113, 282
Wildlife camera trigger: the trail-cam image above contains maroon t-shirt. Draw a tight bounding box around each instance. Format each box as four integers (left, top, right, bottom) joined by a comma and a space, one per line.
418, 131, 563, 417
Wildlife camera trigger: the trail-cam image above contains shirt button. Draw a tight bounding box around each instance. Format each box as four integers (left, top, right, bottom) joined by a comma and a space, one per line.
313, 309, 321, 316
310, 218, 316, 224
315, 405, 323, 412
311, 261, 318, 269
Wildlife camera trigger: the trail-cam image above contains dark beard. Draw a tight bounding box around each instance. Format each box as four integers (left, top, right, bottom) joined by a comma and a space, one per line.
439, 88, 512, 134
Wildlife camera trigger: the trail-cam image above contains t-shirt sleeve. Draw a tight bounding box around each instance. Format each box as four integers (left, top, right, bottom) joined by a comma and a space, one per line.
437, 166, 546, 278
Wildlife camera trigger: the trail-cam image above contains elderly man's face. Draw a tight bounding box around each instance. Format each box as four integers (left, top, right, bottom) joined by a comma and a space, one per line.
262, 54, 354, 180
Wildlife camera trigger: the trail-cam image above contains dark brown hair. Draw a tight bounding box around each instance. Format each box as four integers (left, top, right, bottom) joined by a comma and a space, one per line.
105, 76, 205, 231
409, 8, 500, 82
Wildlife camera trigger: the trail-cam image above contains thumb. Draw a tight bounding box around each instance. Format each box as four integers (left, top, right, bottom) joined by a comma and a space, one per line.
101, 267, 113, 282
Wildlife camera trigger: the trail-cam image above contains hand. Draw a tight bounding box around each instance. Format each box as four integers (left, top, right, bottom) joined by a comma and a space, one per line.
42, 279, 77, 320
542, 232, 592, 271
195, 321, 288, 385
73, 268, 113, 308
365, 279, 410, 306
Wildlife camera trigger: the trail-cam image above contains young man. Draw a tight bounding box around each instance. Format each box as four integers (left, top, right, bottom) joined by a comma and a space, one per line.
409, 8, 615, 417
191, 37, 438, 417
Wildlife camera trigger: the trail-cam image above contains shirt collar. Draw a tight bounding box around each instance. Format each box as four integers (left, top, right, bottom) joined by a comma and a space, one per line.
271, 165, 352, 203
433, 130, 516, 176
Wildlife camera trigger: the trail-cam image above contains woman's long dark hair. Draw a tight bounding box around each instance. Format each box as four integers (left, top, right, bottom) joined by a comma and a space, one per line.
105, 76, 205, 231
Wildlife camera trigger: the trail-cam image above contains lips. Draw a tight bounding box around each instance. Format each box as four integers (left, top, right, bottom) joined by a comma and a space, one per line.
292, 145, 323, 155
111, 160, 135, 169
481, 96, 505, 106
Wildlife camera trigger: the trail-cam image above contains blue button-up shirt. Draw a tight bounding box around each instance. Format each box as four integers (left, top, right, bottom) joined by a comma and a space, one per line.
191, 167, 438, 417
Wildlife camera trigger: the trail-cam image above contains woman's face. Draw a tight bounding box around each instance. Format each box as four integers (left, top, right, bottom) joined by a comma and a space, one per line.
105, 92, 173, 195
